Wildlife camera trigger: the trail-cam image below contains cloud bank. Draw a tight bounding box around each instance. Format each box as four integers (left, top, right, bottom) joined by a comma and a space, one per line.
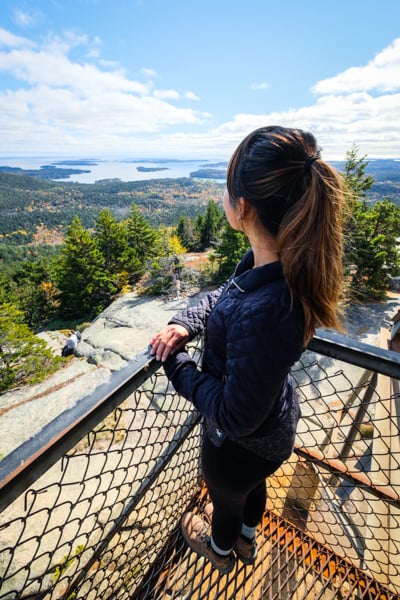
0, 27, 399, 160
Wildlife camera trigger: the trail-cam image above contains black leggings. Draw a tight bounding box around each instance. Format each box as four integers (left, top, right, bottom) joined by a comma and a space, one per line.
201, 434, 282, 552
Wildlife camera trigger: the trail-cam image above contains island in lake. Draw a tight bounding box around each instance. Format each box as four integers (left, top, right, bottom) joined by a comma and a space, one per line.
190, 168, 227, 180
51, 160, 98, 167
200, 162, 228, 168
0, 165, 91, 179
136, 166, 170, 173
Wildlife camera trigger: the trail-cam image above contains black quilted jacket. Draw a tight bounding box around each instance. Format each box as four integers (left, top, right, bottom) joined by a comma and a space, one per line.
164, 251, 305, 457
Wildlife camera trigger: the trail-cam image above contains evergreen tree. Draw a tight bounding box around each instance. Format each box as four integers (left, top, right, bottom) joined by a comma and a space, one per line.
94, 209, 127, 272
0, 303, 60, 392
345, 199, 400, 300
196, 200, 224, 250
94, 209, 129, 290
193, 213, 205, 250
0, 269, 17, 307
343, 144, 375, 203
343, 147, 400, 300
11, 255, 60, 329
123, 203, 160, 282
57, 216, 117, 318
213, 221, 249, 280
176, 215, 197, 250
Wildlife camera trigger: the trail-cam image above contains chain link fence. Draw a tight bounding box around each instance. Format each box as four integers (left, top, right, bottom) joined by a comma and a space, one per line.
0, 330, 399, 599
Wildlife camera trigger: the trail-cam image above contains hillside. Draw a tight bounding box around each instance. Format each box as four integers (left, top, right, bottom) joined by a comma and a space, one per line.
1, 158, 399, 245
0, 174, 224, 245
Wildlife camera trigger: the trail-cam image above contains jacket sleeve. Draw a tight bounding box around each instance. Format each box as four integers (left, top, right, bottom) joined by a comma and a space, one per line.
164, 300, 303, 438
168, 284, 225, 338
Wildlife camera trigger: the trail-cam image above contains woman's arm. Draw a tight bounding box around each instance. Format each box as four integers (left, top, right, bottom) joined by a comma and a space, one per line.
168, 285, 224, 336
150, 285, 224, 362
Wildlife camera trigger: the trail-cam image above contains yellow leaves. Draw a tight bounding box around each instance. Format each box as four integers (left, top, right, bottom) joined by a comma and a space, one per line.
32, 224, 63, 245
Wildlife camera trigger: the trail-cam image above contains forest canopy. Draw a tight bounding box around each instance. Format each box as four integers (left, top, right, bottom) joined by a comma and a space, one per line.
0, 174, 225, 245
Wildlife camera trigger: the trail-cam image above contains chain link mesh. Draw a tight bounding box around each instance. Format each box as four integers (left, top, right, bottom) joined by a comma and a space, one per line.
0, 336, 399, 599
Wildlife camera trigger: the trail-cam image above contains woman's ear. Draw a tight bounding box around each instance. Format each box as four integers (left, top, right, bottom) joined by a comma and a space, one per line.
237, 197, 252, 221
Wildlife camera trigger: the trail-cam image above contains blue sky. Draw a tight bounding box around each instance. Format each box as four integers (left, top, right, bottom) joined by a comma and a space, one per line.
1, 0, 400, 161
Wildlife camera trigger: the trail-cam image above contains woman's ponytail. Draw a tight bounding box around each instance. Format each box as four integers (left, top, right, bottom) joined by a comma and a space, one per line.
278, 160, 346, 344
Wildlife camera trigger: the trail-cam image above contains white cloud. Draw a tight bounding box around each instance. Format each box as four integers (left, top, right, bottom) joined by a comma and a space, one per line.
208, 86, 400, 160
153, 89, 201, 101
12, 6, 42, 28
154, 89, 180, 100
0, 47, 148, 95
0, 27, 35, 48
313, 38, 400, 95
141, 67, 157, 78
208, 39, 400, 160
0, 28, 210, 156
42, 30, 92, 56
184, 91, 200, 101
250, 82, 269, 91
13, 9, 34, 27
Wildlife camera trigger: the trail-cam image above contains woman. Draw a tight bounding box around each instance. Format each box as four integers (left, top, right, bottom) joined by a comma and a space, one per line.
150, 126, 345, 574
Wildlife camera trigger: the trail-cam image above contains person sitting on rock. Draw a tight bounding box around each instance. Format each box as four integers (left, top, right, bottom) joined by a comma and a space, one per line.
61, 330, 81, 357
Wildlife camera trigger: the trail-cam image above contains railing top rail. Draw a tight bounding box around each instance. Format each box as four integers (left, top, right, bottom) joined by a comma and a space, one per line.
309, 328, 400, 378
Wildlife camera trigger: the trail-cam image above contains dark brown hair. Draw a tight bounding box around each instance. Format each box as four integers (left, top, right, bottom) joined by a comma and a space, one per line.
227, 125, 345, 344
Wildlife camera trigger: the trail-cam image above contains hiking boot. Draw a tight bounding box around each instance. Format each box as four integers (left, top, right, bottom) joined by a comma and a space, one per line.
181, 512, 235, 574
234, 534, 258, 565
203, 502, 214, 526
203, 502, 258, 566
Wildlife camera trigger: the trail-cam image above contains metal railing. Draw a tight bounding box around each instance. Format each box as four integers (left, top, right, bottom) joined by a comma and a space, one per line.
1, 330, 400, 599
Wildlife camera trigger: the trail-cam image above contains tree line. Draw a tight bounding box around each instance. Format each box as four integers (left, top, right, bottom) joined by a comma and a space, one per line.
0, 146, 399, 392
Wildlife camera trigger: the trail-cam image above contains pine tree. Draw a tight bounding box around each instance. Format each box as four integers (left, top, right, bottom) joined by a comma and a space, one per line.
11, 255, 59, 329
343, 147, 400, 300
94, 209, 129, 290
176, 215, 197, 250
346, 200, 400, 299
0, 303, 60, 392
343, 144, 375, 203
0, 269, 17, 307
123, 204, 160, 282
196, 200, 224, 250
213, 221, 249, 280
57, 216, 117, 318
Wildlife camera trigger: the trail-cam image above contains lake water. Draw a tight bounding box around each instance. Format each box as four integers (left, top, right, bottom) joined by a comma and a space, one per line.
0, 157, 227, 184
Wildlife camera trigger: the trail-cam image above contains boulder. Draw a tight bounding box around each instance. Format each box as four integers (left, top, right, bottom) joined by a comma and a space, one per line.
75, 292, 191, 369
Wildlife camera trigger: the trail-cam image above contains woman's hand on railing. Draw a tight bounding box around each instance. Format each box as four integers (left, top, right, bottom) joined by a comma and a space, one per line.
149, 324, 190, 363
